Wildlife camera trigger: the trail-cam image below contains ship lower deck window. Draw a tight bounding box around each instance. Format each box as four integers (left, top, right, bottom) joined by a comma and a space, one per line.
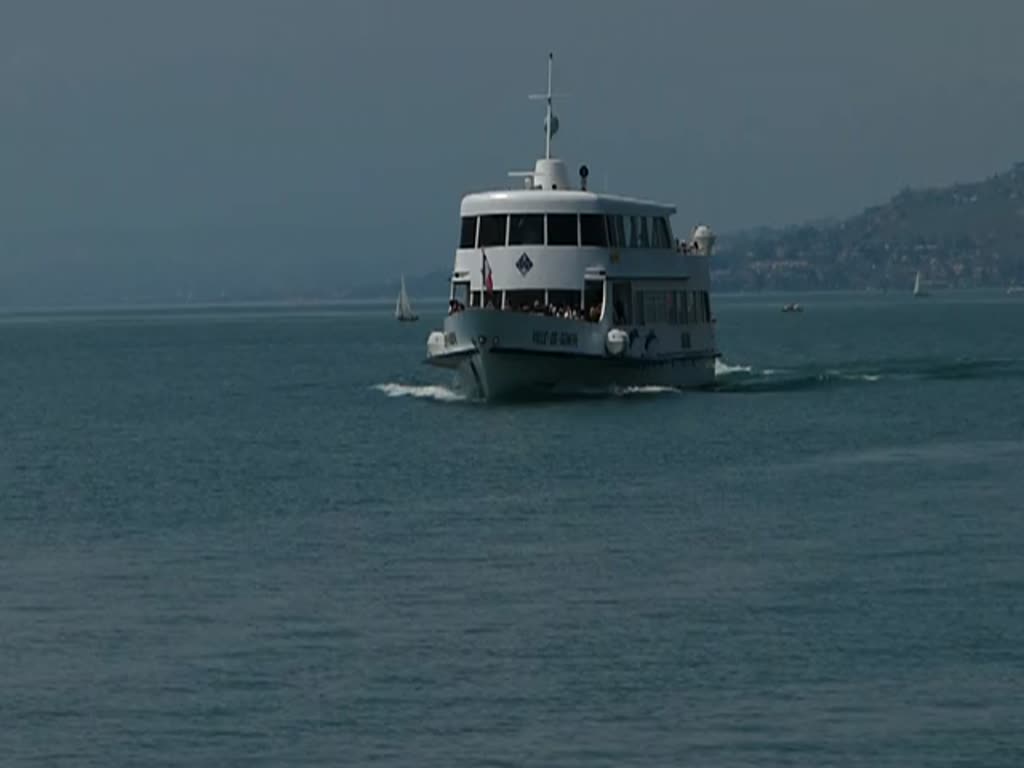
547, 289, 580, 310
506, 290, 546, 311
666, 291, 679, 323
459, 217, 477, 248
580, 214, 608, 247
451, 280, 469, 305
584, 279, 604, 320
635, 289, 707, 325
469, 289, 501, 308
611, 281, 632, 323
547, 214, 578, 246
684, 291, 697, 323
478, 214, 508, 247
638, 290, 669, 324
508, 214, 544, 245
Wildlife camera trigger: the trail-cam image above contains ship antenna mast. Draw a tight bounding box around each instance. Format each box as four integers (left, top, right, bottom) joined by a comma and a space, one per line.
529, 52, 558, 159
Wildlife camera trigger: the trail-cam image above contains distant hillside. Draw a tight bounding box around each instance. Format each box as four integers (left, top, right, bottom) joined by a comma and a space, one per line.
348, 161, 1024, 298
713, 162, 1024, 291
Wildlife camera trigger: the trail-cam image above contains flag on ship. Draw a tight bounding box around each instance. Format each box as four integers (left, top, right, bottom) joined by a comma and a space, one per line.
482, 250, 494, 297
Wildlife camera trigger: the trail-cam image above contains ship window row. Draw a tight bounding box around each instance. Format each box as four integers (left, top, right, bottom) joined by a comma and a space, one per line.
620, 289, 711, 325
455, 286, 604, 321
459, 214, 674, 249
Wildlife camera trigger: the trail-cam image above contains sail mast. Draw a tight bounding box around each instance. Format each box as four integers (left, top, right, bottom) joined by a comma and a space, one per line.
396, 274, 408, 318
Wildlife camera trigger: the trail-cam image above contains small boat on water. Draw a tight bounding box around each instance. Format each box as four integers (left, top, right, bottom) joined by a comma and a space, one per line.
395, 274, 418, 322
781, 303, 802, 313
1007, 285, 1024, 296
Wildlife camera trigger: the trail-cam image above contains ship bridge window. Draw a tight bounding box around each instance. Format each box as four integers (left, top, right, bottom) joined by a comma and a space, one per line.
478, 214, 508, 247
580, 214, 608, 247
546, 214, 578, 246
653, 217, 672, 249
626, 216, 639, 248
606, 215, 671, 249
607, 215, 626, 248
459, 217, 477, 249
508, 214, 544, 246
638, 217, 650, 248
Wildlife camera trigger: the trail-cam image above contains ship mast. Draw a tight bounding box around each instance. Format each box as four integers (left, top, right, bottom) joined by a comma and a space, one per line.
529, 52, 558, 160
510, 53, 568, 190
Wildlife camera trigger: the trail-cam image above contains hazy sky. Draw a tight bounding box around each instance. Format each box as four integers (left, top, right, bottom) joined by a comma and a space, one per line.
3, 0, 1024, 290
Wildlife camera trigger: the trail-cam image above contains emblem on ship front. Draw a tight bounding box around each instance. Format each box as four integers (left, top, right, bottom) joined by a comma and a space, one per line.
516, 252, 533, 276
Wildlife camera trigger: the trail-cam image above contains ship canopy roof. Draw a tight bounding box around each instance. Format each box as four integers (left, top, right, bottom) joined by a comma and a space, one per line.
460, 189, 676, 217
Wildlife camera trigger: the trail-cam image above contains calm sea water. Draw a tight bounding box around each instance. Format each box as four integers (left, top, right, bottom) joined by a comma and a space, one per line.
2, 292, 1022, 766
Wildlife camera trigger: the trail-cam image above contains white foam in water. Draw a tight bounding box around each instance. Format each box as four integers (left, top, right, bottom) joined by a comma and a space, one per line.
373, 382, 466, 402
828, 368, 883, 383
715, 360, 753, 376
568, 384, 681, 398
616, 385, 680, 396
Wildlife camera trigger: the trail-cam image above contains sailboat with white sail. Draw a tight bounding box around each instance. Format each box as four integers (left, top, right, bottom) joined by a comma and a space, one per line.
395, 274, 418, 322
913, 270, 928, 298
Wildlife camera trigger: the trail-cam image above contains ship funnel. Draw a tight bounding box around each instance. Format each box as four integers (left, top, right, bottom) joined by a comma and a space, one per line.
531, 158, 570, 190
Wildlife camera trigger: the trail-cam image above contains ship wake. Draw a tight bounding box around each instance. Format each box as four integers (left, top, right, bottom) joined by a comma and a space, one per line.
713, 356, 1024, 393
372, 382, 468, 403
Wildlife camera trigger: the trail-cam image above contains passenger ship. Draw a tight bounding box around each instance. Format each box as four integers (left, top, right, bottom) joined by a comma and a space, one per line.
425, 54, 718, 399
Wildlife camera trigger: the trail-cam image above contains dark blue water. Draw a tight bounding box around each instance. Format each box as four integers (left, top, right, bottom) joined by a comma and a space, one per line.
2, 293, 1022, 766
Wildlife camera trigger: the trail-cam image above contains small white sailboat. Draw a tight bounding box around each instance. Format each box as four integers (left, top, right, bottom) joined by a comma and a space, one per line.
913, 270, 929, 298
395, 274, 418, 322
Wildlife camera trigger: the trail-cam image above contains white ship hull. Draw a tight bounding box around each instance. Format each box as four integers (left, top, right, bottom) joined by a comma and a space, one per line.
453, 349, 716, 400
426, 309, 717, 400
